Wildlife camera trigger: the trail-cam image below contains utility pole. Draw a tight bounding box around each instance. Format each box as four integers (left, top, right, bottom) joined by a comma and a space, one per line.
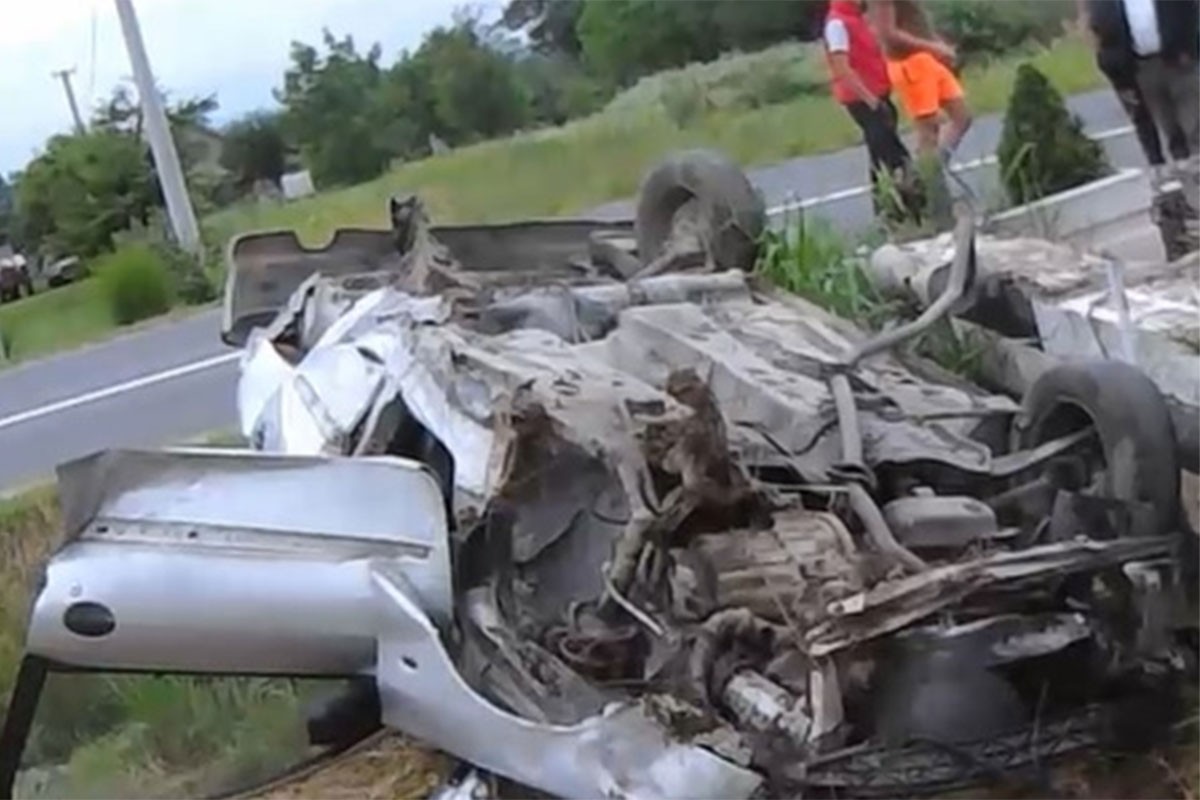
51, 68, 86, 135
113, 0, 201, 254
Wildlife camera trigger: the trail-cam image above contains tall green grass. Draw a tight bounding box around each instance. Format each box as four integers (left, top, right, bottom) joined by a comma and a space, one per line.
755, 215, 985, 378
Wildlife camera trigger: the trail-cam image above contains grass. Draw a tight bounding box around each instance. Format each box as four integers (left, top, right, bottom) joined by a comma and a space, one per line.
1, 37, 1103, 368
754, 210, 986, 381
0, 277, 210, 370
0, 485, 325, 799
207, 36, 1102, 247
0, 282, 115, 366
0, 427, 327, 798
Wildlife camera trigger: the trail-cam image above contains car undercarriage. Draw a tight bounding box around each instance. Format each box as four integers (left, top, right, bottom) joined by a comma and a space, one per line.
1, 151, 1196, 800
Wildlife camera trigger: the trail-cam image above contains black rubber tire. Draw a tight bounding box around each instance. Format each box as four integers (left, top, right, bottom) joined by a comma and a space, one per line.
635, 149, 765, 272
1018, 360, 1180, 538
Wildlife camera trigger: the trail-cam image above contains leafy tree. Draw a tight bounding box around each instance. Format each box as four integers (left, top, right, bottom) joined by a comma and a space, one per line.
710, 0, 825, 51
929, 0, 1073, 64
577, 0, 723, 86
575, 0, 822, 86
92, 82, 219, 167
411, 23, 530, 143
220, 111, 288, 190
276, 31, 396, 186
15, 131, 157, 259
997, 63, 1109, 205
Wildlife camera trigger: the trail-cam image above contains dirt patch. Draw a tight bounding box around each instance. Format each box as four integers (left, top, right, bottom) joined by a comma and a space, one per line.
1183, 472, 1199, 532
239, 732, 450, 800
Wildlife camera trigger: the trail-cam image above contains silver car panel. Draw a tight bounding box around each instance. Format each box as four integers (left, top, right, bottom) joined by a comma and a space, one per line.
28, 448, 453, 674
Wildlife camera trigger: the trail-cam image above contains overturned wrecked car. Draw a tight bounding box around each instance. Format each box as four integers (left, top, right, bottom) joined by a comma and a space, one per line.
1, 151, 1196, 799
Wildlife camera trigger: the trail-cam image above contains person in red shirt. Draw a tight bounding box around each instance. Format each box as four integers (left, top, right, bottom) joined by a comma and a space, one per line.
824, 0, 912, 206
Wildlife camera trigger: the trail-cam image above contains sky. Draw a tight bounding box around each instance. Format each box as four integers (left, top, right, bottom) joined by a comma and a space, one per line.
0, 0, 487, 173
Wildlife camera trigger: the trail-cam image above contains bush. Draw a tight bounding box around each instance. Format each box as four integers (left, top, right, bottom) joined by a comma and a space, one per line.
96, 244, 173, 325
997, 63, 1109, 206
930, 0, 1073, 64
153, 241, 216, 305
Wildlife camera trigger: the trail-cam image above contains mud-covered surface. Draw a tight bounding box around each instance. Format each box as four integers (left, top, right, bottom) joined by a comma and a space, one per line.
241, 727, 1200, 800
240, 732, 451, 800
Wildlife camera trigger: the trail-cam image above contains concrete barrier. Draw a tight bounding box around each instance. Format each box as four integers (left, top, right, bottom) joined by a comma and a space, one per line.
987, 168, 1162, 262
767, 126, 1144, 248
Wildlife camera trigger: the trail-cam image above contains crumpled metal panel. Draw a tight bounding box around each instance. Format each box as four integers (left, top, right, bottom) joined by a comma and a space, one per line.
239, 288, 450, 455
602, 299, 999, 477
241, 269, 1016, 485
372, 563, 762, 800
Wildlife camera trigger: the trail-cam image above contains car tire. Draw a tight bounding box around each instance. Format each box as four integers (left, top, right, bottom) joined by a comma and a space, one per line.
1018, 359, 1180, 537
635, 149, 765, 273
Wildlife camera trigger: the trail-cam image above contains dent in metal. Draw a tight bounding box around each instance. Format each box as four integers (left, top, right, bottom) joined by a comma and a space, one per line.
372, 563, 762, 800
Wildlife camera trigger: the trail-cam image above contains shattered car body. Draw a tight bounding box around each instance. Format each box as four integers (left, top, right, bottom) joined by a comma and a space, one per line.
2, 151, 1195, 799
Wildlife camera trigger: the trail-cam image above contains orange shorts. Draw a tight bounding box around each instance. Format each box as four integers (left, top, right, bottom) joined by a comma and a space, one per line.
886, 51, 963, 119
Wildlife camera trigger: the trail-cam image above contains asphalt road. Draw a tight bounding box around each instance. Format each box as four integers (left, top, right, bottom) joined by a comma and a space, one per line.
0, 89, 1129, 493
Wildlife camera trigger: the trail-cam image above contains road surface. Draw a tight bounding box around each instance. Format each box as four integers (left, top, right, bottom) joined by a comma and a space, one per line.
0, 89, 1131, 493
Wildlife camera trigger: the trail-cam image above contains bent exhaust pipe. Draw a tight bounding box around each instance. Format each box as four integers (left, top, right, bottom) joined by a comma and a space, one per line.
829, 177, 979, 574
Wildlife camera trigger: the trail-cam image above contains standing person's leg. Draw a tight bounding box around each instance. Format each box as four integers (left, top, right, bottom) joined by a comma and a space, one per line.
1103, 66, 1167, 168
848, 97, 913, 218
1138, 54, 1200, 213
1161, 58, 1200, 157
1136, 56, 1193, 154
889, 52, 956, 228
1164, 115, 1191, 163
933, 62, 971, 160
1162, 59, 1200, 217
846, 101, 889, 182
877, 96, 913, 172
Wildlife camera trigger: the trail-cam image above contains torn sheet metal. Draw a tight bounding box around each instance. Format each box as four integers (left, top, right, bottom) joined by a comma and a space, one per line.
373, 563, 762, 800
806, 536, 1176, 656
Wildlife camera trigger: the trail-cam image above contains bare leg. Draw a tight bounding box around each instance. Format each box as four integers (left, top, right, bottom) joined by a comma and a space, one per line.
913, 115, 953, 229
913, 114, 941, 160
938, 97, 973, 158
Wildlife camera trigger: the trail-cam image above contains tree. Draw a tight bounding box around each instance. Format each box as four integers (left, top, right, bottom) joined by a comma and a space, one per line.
576, 0, 723, 86
15, 131, 157, 259
220, 111, 288, 190
93, 83, 218, 147
709, 0, 824, 51
997, 64, 1109, 205
410, 23, 530, 143
276, 31, 396, 186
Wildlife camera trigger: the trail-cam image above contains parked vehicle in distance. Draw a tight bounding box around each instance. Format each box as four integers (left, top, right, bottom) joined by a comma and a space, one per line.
43, 255, 82, 288
0, 253, 33, 303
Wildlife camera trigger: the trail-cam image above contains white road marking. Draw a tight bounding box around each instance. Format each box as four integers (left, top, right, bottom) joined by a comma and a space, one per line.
0, 351, 239, 433
0, 126, 1139, 434
768, 125, 1135, 216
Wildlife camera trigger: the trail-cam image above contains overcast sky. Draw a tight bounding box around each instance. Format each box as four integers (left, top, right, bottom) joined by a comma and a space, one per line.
1, 0, 487, 173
